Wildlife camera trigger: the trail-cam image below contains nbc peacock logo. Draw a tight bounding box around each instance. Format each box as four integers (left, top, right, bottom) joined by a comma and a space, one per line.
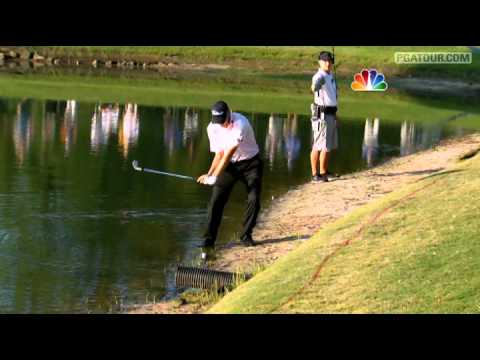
351, 69, 388, 92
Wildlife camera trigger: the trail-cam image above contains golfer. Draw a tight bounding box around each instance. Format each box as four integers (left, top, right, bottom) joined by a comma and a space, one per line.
310, 51, 339, 182
197, 101, 263, 251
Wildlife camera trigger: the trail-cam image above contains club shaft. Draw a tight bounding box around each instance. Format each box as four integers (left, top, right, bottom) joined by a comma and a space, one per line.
142, 167, 194, 180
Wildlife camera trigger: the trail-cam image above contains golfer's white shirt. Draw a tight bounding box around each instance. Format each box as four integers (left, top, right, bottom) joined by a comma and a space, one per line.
207, 112, 259, 162
312, 69, 337, 106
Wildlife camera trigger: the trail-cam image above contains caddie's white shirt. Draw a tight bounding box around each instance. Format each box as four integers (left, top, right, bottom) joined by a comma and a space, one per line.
207, 112, 259, 162
312, 69, 337, 106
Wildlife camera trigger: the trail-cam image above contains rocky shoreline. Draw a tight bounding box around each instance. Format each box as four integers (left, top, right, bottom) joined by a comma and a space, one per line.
0, 46, 230, 72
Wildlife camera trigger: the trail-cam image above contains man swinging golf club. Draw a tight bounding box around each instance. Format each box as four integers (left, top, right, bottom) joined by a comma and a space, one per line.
197, 101, 263, 253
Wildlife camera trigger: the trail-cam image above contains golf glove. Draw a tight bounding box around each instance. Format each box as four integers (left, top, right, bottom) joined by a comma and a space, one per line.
204, 176, 217, 185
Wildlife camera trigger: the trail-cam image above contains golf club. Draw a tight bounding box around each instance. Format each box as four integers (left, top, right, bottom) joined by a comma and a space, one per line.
132, 160, 195, 181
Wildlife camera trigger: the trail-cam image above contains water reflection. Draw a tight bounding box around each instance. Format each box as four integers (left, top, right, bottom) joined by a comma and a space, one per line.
283, 113, 301, 172
265, 114, 283, 168
13, 100, 33, 165
183, 107, 200, 162
362, 118, 380, 167
62, 100, 78, 155
43, 101, 57, 147
264, 113, 301, 172
90, 103, 119, 152
163, 107, 182, 156
398, 120, 445, 157
118, 103, 139, 158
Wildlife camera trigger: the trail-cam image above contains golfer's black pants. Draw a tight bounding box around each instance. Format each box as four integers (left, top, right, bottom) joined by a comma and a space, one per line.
203, 154, 263, 247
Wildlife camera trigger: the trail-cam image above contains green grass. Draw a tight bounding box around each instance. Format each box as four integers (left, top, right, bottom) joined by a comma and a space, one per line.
29, 46, 480, 81
207, 143, 480, 313
2, 72, 479, 127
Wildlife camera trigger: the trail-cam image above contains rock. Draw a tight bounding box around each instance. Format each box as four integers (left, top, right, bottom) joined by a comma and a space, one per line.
105, 60, 113, 67
18, 48, 31, 60
6, 51, 18, 59
53, 58, 61, 65
18, 61, 30, 69
92, 59, 104, 67
32, 53, 45, 62
32, 61, 45, 68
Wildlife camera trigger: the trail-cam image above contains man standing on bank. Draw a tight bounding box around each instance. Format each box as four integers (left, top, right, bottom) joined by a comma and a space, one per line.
310, 51, 339, 182
197, 101, 263, 251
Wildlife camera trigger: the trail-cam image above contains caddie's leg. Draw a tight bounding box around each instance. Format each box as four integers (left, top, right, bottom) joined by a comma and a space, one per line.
311, 149, 320, 176
320, 150, 330, 175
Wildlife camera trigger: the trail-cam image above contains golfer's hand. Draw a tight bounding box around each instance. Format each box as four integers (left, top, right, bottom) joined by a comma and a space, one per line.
197, 174, 208, 184
197, 175, 217, 186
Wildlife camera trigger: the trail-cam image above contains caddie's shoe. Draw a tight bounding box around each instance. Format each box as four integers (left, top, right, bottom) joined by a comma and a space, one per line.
312, 174, 328, 183
325, 171, 340, 180
240, 236, 257, 247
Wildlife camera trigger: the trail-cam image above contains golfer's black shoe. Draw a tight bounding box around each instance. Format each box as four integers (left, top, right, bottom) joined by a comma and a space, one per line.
240, 236, 257, 247
199, 245, 216, 264
197, 240, 215, 249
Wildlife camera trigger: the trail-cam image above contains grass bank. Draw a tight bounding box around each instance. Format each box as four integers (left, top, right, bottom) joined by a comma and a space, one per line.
208, 146, 480, 313
29, 46, 480, 81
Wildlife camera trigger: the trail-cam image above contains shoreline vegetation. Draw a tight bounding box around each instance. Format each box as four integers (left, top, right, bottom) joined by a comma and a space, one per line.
1, 46, 480, 83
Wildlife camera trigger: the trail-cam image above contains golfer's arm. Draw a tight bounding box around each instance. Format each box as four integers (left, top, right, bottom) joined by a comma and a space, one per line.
207, 151, 224, 176
212, 145, 238, 177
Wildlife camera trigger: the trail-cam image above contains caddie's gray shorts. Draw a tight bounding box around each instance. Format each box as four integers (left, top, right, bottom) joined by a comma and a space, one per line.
312, 114, 338, 151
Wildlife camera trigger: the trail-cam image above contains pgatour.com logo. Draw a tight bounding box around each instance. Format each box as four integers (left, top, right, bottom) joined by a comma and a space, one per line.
395, 52, 472, 64
351, 69, 388, 92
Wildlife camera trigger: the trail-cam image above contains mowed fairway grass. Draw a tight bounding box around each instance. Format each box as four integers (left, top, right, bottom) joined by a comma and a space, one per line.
208, 144, 480, 313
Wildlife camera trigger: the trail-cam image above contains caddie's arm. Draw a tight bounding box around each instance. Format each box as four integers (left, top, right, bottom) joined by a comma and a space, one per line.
312, 76, 325, 93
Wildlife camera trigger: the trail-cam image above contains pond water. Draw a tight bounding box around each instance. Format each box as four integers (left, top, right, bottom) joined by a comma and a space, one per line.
0, 95, 477, 313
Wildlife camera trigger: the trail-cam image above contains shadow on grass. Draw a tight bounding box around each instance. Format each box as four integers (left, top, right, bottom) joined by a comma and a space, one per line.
374, 168, 445, 177
416, 169, 464, 182
258, 234, 311, 246
224, 234, 311, 249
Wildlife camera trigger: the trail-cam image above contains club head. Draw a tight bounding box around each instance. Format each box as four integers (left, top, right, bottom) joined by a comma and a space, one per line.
132, 160, 142, 171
